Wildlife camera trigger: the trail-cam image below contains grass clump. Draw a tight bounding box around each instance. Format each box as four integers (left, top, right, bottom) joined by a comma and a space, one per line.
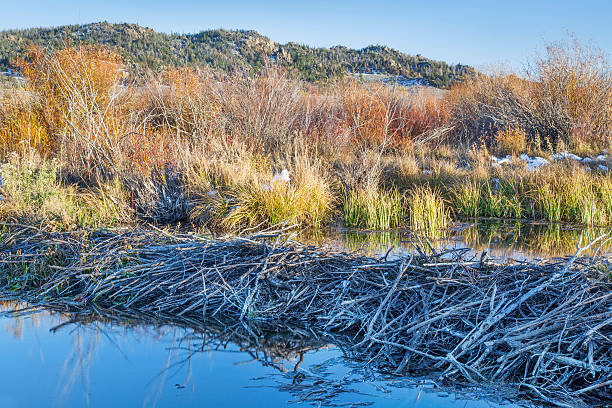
215, 157, 334, 230
495, 126, 527, 155
342, 188, 404, 229
221, 181, 331, 230
408, 186, 449, 234
0, 154, 131, 229
451, 178, 523, 220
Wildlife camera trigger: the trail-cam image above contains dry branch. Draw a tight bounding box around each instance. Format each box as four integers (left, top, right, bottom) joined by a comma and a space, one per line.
0, 225, 611, 406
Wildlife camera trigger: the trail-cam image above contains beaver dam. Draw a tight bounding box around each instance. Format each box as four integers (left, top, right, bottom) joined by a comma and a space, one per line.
1, 226, 611, 407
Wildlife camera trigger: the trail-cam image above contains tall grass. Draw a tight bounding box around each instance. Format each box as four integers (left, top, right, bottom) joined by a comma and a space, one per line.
408, 186, 449, 234
445, 163, 612, 225
342, 188, 404, 229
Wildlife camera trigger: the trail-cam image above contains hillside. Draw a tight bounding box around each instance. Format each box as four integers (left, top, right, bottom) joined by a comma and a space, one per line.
0, 22, 474, 87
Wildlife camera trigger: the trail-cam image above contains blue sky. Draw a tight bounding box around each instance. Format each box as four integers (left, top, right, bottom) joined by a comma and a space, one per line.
1, 0, 610, 69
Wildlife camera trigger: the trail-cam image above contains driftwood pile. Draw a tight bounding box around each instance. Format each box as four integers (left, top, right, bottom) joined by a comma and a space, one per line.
1, 226, 611, 407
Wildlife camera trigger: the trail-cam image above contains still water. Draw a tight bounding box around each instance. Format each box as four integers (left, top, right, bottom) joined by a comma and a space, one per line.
0, 304, 524, 408
2, 220, 603, 407
313, 219, 612, 260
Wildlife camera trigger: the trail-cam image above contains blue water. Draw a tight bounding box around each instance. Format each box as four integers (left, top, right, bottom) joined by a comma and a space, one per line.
0, 305, 524, 408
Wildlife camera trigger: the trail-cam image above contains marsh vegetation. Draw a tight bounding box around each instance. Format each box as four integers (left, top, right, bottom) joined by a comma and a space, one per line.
0, 37, 610, 233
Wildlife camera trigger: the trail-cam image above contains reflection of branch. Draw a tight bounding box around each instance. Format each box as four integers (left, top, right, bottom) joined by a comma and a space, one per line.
50, 319, 80, 333
5, 303, 537, 408
56, 325, 98, 408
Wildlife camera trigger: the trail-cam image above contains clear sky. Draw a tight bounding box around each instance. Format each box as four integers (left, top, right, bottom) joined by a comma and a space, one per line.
1, 0, 610, 69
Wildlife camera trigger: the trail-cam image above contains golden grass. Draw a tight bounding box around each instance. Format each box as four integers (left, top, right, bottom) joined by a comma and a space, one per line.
408, 186, 449, 234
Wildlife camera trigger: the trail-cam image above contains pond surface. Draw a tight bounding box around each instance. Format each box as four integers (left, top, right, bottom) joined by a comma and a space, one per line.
0, 303, 524, 408
2, 220, 606, 407
310, 219, 612, 261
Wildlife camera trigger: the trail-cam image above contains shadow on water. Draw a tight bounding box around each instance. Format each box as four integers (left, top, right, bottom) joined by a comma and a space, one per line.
300, 220, 612, 261
0, 301, 527, 408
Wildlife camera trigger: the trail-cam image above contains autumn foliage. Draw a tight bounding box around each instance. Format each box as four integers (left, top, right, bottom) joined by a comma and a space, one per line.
1, 38, 610, 178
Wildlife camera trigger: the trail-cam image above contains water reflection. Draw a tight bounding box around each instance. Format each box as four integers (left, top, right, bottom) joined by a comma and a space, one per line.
0, 302, 525, 408
303, 220, 612, 260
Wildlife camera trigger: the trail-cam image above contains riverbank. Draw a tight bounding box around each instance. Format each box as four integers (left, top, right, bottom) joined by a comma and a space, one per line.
1, 225, 610, 406
3, 146, 612, 233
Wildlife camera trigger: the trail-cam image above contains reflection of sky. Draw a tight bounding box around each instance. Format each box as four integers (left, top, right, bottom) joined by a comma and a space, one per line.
0, 308, 521, 408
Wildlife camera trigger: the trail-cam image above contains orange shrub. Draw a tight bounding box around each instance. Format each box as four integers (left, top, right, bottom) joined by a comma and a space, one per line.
335, 80, 452, 150
0, 94, 50, 157
16, 44, 124, 136
15, 44, 126, 176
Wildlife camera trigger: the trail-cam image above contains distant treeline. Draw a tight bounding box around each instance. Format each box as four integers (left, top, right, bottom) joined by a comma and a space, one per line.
0, 22, 474, 87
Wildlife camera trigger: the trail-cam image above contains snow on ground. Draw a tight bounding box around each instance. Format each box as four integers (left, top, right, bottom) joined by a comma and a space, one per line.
263, 169, 291, 191
490, 155, 512, 166
519, 154, 549, 171
552, 151, 582, 162
271, 169, 290, 184
490, 152, 609, 172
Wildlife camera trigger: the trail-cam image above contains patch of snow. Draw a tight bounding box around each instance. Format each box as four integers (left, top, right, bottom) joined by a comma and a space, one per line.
271, 169, 290, 184
263, 169, 291, 191
490, 154, 511, 166
598, 164, 609, 172
207, 190, 218, 198
519, 154, 549, 171
552, 151, 582, 162
497, 155, 512, 165
582, 157, 594, 164
596, 154, 607, 162
423, 170, 432, 175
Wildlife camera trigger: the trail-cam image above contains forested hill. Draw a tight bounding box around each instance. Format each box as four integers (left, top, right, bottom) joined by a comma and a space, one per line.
0, 22, 474, 87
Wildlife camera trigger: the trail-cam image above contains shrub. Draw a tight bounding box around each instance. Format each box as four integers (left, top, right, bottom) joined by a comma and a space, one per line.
16, 44, 127, 176
450, 38, 612, 152
530, 38, 612, 150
